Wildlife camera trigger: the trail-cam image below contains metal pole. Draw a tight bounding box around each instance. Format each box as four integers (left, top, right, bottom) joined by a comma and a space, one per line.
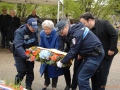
62, 4, 64, 18
57, 0, 60, 22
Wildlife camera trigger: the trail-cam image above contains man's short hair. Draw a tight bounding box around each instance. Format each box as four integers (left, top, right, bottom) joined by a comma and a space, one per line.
2, 8, 7, 11
80, 12, 95, 21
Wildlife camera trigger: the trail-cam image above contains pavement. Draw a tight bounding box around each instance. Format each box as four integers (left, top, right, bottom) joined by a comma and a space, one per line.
0, 48, 120, 90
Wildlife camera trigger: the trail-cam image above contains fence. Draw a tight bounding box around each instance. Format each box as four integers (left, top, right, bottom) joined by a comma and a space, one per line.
20, 17, 79, 25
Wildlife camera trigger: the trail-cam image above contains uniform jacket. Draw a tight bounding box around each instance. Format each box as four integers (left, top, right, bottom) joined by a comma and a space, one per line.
61, 22, 102, 65
13, 25, 38, 59
92, 19, 118, 59
39, 29, 63, 78
7, 16, 21, 40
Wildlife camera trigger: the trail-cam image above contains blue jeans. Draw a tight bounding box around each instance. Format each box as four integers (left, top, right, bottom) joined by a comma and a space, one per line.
77, 47, 105, 90
1, 31, 8, 48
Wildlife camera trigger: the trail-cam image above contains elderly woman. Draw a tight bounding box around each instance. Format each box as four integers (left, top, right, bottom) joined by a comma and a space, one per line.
39, 20, 63, 90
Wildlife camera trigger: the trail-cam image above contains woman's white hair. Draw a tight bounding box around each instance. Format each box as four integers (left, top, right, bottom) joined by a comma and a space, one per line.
42, 20, 54, 29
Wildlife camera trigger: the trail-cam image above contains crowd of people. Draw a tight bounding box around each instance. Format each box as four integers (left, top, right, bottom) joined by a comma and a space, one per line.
0, 8, 21, 51
0, 8, 119, 90
0, 9, 42, 52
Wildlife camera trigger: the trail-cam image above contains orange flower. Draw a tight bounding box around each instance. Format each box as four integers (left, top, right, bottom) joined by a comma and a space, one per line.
30, 55, 35, 61
32, 51, 37, 56
51, 55, 59, 61
36, 48, 41, 53
25, 50, 31, 55
20, 86, 23, 90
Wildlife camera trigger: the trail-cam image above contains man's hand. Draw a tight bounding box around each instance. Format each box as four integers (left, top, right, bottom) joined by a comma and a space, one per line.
26, 56, 36, 62
57, 61, 63, 68
26, 58, 32, 62
108, 50, 114, 56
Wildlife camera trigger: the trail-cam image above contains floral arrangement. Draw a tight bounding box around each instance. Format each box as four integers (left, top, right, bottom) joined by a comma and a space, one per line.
25, 46, 72, 67
0, 80, 26, 90
25, 46, 40, 62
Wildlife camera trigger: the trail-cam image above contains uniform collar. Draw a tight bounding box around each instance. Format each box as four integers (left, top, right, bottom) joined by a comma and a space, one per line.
25, 25, 32, 34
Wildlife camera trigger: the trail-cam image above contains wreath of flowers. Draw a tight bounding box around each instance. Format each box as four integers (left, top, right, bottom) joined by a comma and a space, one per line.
25, 46, 72, 67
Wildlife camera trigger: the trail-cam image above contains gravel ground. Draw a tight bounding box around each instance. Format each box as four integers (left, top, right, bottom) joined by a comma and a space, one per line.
0, 48, 120, 90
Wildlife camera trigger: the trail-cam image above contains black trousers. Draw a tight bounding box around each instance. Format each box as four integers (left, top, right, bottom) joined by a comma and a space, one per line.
91, 57, 114, 90
63, 67, 71, 87
1, 31, 8, 48
14, 56, 34, 87
44, 68, 58, 88
71, 58, 83, 89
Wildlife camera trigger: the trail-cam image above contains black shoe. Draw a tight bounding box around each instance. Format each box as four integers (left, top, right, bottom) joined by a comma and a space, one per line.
42, 87, 47, 90
26, 86, 32, 90
14, 77, 21, 85
64, 86, 70, 90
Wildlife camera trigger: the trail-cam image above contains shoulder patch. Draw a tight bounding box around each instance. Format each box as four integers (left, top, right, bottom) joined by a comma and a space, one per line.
72, 38, 76, 45
81, 27, 85, 30
24, 35, 29, 39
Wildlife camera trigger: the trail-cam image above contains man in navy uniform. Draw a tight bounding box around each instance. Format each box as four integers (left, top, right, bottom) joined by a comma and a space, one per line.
13, 18, 38, 90
55, 20, 105, 90
58, 18, 83, 90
